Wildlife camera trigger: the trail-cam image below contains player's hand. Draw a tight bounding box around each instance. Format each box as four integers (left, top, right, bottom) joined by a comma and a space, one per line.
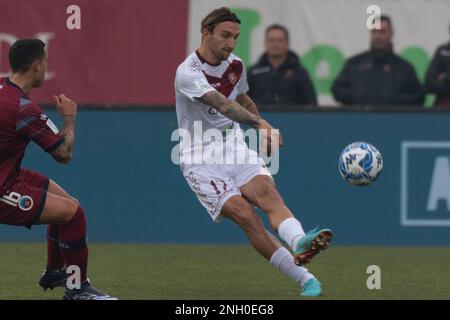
53, 94, 77, 117
257, 119, 283, 156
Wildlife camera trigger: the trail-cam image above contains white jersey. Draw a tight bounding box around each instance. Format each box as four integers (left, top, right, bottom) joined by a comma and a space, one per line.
175, 51, 272, 221
174, 50, 249, 166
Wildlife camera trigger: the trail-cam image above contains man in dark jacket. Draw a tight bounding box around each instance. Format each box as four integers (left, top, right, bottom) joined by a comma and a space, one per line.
425, 24, 450, 108
332, 15, 424, 107
247, 24, 317, 106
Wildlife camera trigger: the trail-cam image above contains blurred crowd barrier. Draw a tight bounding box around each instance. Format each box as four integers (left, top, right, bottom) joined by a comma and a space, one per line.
1, 0, 449, 107
0, 109, 448, 245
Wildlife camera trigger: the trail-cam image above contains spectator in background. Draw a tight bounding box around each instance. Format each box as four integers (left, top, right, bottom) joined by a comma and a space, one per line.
332, 15, 424, 107
247, 24, 317, 107
425, 24, 450, 108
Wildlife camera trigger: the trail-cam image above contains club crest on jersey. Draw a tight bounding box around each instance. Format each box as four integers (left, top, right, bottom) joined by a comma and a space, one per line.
0, 192, 34, 211
228, 73, 238, 85
18, 195, 34, 211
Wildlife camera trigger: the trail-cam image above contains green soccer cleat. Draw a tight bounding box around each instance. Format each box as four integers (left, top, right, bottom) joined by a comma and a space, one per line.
301, 278, 322, 297
294, 227, 333, 265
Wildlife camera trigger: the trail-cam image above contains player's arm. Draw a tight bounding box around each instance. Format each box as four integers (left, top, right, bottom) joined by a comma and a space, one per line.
50, 94, 77, 164
197, 90, 262, 127
234, 93, 283, 149
236, 93, 260, 117
197, 91, 283, 152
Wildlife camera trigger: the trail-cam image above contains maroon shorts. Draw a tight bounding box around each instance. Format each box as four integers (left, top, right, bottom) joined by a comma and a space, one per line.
0, 168, 49, 228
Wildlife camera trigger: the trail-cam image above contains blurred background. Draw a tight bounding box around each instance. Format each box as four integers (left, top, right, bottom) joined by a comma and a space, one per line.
1, 0, 449, 246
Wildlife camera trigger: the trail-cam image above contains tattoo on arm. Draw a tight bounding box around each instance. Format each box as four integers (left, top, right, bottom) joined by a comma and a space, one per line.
51, 115, 76, 162
236, 94, 260, 116
61, 115, 76, 153
197, 91, 261, 127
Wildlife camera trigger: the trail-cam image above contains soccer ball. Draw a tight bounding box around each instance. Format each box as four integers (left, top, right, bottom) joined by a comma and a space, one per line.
338, 142, 383, 186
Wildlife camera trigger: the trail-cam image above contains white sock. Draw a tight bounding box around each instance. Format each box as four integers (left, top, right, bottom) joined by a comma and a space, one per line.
277, 217, 305, 250
270, 247, 314, 287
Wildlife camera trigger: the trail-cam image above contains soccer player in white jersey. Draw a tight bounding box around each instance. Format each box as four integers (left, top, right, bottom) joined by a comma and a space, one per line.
174, 7, 333, 297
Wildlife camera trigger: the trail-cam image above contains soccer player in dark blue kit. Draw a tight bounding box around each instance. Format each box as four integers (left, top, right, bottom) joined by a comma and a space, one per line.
0, 38, 116, 300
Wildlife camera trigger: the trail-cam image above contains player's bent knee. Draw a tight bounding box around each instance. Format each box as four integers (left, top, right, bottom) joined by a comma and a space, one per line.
62, 205, 86, 229
59, 200, 79, 224
39, 194, 80, 225
70, 197, 80, 206
63, 210, 77, 224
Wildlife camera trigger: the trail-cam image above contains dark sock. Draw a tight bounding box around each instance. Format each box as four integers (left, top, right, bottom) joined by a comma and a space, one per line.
46, 224, 64, 270
59, 206, 88, 282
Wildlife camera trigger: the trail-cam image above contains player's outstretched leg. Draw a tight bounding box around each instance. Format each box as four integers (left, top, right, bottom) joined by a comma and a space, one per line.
221, 195, 322, 296
37, 192, 116, 300
240, 176, 333, 266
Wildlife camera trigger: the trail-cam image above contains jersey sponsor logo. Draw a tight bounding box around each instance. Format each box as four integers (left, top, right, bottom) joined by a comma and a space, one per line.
46, 118, 59, 134
40, 113, 48, 121
0, 191, 34, 211
208, 107, 218, 115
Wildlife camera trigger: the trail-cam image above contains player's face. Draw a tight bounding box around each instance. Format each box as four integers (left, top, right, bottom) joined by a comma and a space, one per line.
370, 20, 393, 51
265, 29, 289, 59
33, 51, 48, 88
207, 21, 240, 61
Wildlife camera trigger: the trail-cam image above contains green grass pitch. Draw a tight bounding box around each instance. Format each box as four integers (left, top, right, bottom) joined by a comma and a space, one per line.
0, 243, 449, 300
